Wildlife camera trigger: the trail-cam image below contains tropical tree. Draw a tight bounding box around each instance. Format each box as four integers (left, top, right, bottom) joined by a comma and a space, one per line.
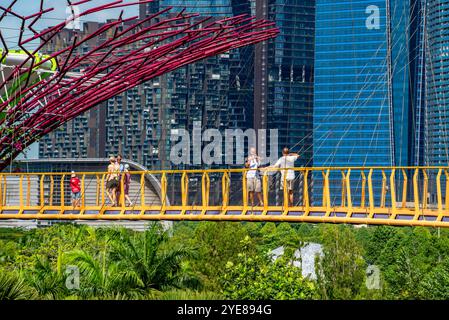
220, 236, 317, 300
419, 257, 449, 299
190, 222, 254, 290
0, 270, 35, 300
109, 223, 199, 293
24, 252, 69, 299
316, 225, 366, 299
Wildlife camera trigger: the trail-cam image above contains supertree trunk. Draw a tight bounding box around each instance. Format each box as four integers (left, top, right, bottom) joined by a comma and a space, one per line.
0, 0, 278, 171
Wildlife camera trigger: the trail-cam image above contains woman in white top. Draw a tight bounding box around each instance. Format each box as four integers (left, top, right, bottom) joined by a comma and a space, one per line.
271, 147, 300, 207
245, 147, 264, 207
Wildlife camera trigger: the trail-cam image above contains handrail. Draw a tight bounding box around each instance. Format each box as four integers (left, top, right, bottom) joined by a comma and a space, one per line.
3, 165, 449, 176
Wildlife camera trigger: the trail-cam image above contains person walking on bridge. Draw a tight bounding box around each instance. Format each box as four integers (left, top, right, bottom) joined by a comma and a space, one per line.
106, 156, 120, 206
123, 164, 133, 207
70, 171, 81, 209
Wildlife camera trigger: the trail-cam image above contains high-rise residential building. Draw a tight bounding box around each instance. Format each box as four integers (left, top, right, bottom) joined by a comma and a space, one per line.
39, 24, 109, 159
41, 0, 316, 176
254, 0, 315, 167
139, 0, 255, 170
312, 0, 421, 203
425, 0, 449, 166
40, 5, 237, 170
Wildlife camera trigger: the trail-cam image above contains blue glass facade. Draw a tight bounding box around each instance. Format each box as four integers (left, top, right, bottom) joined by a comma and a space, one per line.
266, 0, 315, 167
425, 0, 449, 166
313, 0, 416, 204
152, 0, 233, 15
410, 0, 426, 166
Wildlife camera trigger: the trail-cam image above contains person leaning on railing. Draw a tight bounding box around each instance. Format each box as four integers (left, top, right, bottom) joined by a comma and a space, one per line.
263, 147, 300, 207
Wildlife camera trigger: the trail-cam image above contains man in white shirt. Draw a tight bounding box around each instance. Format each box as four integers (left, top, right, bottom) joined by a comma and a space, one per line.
245, 147, 263, 207
271, 147, 300, 207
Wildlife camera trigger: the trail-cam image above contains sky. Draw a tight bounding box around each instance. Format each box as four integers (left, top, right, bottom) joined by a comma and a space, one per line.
1, 0, 139, 50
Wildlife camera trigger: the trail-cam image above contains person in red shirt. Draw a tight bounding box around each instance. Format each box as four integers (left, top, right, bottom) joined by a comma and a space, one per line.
70, 171, 81, 209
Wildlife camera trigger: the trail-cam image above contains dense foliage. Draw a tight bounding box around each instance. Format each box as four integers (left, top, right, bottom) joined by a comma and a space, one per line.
1, 221, 449, 300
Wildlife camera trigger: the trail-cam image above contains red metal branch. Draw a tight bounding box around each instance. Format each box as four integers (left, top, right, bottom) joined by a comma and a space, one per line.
0, 0, 278, 170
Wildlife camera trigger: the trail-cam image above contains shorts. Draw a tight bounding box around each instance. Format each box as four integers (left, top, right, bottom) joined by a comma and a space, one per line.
106, 179, 119, 189
71, 192, 80, 200
280, 179, 294, 191
247, 177, 262, 193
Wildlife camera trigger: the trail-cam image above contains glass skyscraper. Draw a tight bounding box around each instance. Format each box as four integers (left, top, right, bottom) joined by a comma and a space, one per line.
314, 0, 414, 167
265, 0, 315, 167
252, 0, 315, 167
148, 0, 233, 15
313, 0, 418, 204
425, 0, 449, 166
410, 0, 426, 167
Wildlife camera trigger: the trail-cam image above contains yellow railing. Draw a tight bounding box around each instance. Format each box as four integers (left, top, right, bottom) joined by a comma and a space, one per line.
0, 167, 449, 227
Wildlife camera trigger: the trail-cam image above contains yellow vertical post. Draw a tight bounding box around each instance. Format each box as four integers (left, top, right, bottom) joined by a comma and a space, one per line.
345, 169, 352, 217
81, 174, 86, 208
262, 171, 268, 214
390, 169, 397, 219
437, 169, 443, 221
422, 169, 428, 210
140, 173, 146, 209
120, 174, 125, 211
324, 169, 331, 217
19, 175, 23, 213
361, 171, 366, 208
368, 169, 374, 218
2, 175, 7, 206
242, 171, 248, 210
26, 175, 31, 207
160, 172, 167, 213
322, 170, 327, 208
49, 175, 54, 206
413, 169, 420, 220
100, 174, 105, 206
181, 172, 188, 209
303, 169, 310, 216
201, 172, 210, 210
96, 175, 100, 206
60, 174, 65, 209
341, 170, 346, 207
40, 174, 45, 208
445, 170, 449, 213
222, 171, 229, 211
283, 169, 288, 213
381, 170, 387, 208
401, 169, 407, 208
0, 174, 3, 208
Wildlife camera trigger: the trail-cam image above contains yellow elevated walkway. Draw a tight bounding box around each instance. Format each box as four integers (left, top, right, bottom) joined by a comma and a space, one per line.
0, 167, 448, 228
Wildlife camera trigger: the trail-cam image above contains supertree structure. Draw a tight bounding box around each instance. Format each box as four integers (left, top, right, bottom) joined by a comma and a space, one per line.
0, 0, 278, 171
